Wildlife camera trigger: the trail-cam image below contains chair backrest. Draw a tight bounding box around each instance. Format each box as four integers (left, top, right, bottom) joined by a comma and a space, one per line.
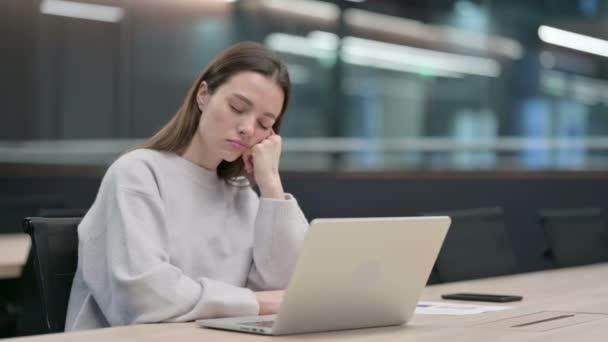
539, 207, 608, 268
424, 207, 519, 282
23, 217, 81, 333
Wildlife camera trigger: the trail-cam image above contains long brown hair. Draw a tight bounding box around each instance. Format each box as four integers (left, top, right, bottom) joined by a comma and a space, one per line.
140, 41, 291, 180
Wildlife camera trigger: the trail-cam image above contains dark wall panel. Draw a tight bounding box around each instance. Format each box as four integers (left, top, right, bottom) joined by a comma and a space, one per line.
1, 170, 607, 274
60, 20, 120, 138
0, 0, 36, 140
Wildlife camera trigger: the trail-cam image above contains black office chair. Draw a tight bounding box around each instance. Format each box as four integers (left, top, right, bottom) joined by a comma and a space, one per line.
539, 207, 608, 268
22, 217, 81, 333
424, 207, 519, 282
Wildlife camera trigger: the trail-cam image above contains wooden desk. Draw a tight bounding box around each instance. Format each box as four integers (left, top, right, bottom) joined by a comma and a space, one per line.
0, 234, 31, 279
5, 263, 608, 341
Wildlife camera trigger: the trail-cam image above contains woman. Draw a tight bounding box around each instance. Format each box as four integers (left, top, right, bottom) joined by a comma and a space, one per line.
65, 42, 309, 331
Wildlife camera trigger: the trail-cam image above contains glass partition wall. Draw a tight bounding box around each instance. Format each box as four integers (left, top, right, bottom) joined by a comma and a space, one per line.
2, 0, 608, 171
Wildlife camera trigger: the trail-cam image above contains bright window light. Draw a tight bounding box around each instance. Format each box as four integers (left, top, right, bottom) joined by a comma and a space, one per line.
265, 31, 500, 78
262, 0, 339, 21
345, 8, 523, 59
40, 0, 124, 23
342, 36, 500, 77
538, 25, 608, 58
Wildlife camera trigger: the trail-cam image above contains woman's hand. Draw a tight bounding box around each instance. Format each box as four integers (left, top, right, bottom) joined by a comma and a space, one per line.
242, 130, 285, 199
255, 290, 284, 315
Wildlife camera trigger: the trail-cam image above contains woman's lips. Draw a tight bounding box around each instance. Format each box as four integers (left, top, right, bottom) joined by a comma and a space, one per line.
227, 139, 249, 151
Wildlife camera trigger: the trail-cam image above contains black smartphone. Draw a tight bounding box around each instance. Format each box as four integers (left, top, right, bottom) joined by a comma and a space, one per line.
441, 292, 523, 303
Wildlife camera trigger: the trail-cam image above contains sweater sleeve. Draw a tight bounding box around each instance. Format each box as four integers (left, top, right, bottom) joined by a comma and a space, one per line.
246, 194, 309, 291
80, 159, 259, 326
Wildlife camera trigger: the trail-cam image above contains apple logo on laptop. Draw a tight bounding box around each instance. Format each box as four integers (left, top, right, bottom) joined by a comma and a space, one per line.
351, 260, 383, 289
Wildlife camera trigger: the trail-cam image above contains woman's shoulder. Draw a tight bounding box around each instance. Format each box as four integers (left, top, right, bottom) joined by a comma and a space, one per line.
110, 148, 172, 170
104, 149, 172, 186
117, 148, 171, 163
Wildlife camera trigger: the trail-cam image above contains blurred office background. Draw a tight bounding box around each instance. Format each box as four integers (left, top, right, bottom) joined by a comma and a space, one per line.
2, 0, 608, 171
3, 1, 608, 337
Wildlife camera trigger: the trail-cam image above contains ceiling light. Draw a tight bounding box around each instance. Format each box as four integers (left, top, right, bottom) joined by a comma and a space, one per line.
40, 0, 124, 23
538, 25, 608, 58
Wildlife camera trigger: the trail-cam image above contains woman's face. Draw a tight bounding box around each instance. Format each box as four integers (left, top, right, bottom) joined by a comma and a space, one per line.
195, 71, 284, 167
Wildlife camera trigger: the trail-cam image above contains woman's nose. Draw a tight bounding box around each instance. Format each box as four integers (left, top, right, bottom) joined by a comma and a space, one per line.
237, 117, 255, 137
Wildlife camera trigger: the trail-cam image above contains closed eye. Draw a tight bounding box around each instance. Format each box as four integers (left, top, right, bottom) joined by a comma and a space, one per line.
230, 105, 244, 114
258, 121, 270, 130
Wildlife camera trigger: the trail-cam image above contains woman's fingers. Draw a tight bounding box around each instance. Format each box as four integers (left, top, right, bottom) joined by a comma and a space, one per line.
242, 151, 254, 173
244, 129, 279, 175
266, 128, 276, 140
247, 154, 254, 173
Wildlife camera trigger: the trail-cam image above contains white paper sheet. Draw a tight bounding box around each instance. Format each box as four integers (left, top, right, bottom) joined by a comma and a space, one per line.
415, 301, 512, 315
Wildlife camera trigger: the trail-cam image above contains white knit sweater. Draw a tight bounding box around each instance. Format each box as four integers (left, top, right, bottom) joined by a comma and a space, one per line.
65, 149, 308, 331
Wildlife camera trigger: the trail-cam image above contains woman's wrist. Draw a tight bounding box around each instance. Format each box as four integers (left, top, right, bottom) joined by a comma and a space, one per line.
258, 176, 285, 199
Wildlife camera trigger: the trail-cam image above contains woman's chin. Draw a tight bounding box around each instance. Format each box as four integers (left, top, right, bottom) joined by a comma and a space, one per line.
224, 154, 242, 162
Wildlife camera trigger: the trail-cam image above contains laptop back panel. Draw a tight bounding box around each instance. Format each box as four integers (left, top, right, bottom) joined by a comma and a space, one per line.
271, 216, 450, 335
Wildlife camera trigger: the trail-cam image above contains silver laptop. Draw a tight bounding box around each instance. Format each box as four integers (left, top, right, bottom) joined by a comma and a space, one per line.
197, 216, 450, 335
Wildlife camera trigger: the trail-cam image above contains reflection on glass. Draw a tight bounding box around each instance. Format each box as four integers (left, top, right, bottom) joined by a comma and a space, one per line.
2, 0, 608, 171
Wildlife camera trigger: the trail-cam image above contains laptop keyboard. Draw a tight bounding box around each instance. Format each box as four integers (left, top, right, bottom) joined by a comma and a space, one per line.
240, 320, 275, 328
